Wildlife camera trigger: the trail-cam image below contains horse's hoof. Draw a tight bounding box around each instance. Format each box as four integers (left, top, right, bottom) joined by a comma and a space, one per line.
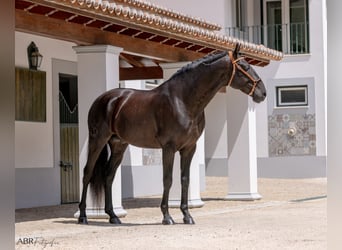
78, 217, 88, 224
109, 217, 122, 224
162, 216, 175, 225
183, 216, 195, 225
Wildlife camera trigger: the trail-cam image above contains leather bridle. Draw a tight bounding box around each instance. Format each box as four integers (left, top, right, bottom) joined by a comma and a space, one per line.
227, 51, 261, 96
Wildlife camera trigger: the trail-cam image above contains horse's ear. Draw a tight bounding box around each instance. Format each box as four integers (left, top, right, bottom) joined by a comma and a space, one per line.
233, 43, 241, 58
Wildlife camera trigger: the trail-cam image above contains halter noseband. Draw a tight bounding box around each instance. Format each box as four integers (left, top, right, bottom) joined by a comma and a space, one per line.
227, 51, 261, 96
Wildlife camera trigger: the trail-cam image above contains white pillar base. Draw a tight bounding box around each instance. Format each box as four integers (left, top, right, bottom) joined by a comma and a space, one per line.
74, 207, 127, 219
225, 192, 262, 201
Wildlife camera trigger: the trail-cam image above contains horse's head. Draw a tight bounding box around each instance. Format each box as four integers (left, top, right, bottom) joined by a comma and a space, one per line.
227, 44, 267, 103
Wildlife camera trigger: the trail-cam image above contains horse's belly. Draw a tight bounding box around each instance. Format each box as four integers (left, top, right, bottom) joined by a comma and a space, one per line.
129, 140, 161, 149
115, 119, 161, 148
121, 134, 161, 148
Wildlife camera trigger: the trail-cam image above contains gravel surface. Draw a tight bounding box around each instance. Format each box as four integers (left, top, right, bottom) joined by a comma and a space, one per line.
15, 177, 327, 250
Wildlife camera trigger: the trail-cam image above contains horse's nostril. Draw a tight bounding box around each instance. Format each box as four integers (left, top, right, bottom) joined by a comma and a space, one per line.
263, 92, 267, 97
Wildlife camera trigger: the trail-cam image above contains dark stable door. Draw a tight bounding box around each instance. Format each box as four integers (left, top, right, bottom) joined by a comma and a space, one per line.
59, 74, 79, 204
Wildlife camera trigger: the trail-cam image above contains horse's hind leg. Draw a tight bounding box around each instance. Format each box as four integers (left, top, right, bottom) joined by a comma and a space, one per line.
180, 145, 196, 224
78, 136, 109, 224
104, 136, 128, 224
161, 144, 176, 225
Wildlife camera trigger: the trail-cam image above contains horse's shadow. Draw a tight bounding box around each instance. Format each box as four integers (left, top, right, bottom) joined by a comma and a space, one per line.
15, 197, 161, 223
201, 197, 226, 202
54, 219, 163, 227
122, 197, 161, 209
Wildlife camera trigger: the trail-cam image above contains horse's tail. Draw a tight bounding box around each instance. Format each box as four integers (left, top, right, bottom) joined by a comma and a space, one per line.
89, 145, 108, 206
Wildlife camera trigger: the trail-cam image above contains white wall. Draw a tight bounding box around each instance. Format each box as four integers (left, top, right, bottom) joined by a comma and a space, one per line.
255, 0, 327, 158
327, 0, 342, 247
15, 32, 77, 168
148, 0, 231, 31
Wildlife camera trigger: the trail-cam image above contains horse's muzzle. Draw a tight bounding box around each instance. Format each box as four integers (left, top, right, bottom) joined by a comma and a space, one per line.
252, 89, 267, 103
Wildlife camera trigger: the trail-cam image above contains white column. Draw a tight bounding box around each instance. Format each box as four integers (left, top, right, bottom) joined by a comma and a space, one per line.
327, 0, 342, 248
160, 62, 204, 208
204, 93, 229, 176
225, 89, 261, 200
73, 45, 127, 218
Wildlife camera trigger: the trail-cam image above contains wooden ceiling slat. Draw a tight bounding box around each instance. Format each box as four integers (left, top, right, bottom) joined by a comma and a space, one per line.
149, 35, 168, 43
68, 15, 93, 24
86, 20, 111, 29
175, 41, 192, 49
15, 0, 33, 10
27, 5, 55, 15
162, 39, 179, 46
186, 44, 203, 51
198, 47, 216, 53
134, 32, 155, 40
103, 24, 126, 33
46, 9, 59, 17
119, 28, 142, 36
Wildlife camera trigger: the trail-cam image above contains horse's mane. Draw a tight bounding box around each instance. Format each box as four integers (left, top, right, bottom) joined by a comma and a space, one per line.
169, 51, 228, 80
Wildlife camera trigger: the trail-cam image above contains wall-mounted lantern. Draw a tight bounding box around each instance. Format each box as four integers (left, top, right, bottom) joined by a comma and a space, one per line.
27, 41, 43, 70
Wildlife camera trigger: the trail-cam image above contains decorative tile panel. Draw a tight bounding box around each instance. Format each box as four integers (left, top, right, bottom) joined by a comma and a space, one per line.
268, 114, 316, 156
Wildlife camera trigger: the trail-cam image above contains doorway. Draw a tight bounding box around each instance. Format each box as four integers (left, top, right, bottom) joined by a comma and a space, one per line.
59, 74, 79, 203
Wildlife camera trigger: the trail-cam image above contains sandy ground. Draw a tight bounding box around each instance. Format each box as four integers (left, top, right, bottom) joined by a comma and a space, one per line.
15, 177, 327, 250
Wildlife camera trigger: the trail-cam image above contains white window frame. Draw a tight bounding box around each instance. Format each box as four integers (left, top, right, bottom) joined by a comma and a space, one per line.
263, 0, 309, 54
276, 85, 308, 107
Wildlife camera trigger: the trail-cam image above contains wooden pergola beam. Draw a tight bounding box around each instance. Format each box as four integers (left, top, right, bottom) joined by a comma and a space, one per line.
15, 9, 205, 62
119, 66, 163, 81
120, 54, 145, 68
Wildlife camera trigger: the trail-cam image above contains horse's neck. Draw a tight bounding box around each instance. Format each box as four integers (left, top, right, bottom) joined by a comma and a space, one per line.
187, 82, 223, 115
162, 75, 226, 117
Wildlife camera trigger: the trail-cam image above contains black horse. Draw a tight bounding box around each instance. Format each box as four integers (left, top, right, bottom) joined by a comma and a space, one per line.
78, 45, 266, 225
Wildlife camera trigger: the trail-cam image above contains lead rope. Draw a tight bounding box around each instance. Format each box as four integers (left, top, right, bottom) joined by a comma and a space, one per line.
227, 51, 238, 87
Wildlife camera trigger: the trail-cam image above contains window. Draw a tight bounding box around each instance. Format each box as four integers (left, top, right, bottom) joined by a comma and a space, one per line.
276, 85, 308, 107
236, 0, 247, 29
264, 0, 309, 54
226, 0, 309, 55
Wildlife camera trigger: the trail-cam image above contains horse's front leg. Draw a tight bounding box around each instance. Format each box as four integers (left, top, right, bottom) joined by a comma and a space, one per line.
105, 139, 128, 224
161, 145, 176, 225
180, 144, 196, 224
